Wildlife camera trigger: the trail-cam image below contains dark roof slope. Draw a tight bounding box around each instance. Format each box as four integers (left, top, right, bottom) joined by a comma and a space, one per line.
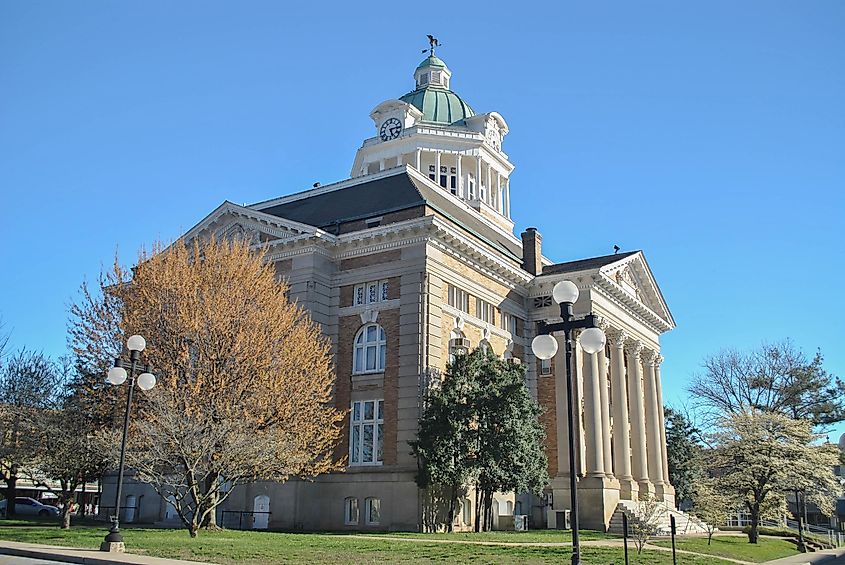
255, 174, 425, 229
254, 170, 524, 264
541, 251, 638, 276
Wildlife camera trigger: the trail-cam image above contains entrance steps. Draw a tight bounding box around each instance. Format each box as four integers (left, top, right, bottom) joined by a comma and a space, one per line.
607, 499, 712, 536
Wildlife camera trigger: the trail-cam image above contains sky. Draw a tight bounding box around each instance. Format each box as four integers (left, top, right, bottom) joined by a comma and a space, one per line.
1, 2, 843, 438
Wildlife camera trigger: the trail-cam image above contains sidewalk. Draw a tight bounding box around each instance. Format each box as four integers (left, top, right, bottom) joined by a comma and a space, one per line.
763, 547, 845, 565
0, 541, 214, 565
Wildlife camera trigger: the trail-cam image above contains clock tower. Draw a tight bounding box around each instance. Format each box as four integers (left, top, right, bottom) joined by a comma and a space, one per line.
351, 52, 515, 233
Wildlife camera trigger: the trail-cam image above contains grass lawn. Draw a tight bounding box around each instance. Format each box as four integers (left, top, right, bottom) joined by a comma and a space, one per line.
0, 519, 737, 564
367, 529, 618, 543
652, 535, 800, 563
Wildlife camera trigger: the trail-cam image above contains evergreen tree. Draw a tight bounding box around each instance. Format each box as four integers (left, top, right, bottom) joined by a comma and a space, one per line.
410, 351, 481, 531
412, 347, 548, 532
664, 407, 703, 509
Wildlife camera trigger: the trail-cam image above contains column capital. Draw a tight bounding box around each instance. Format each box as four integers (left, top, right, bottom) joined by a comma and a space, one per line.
655, 354, 664, 366
595, 315, 611, 331
626, 340, 644, 358
642, 350, 659, 366
607, 328, 628, 349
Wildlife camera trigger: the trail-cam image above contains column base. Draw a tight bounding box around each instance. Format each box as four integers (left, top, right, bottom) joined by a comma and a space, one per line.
100, 541, 126, 553
616, 476, 639, 500
549, 475, 620, 532
635, 479, 655, 499
659, 483, 676, 507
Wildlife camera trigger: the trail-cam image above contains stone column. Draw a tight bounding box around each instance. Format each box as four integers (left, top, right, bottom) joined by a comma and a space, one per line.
456, 153, 462, 197
475, 156, 482, 200
596, 341, 614, 479
626, 341, 652, 496
397, 153, 403, 166
655, 355, 675, 504
415, 149, 421, 169
609, 330, 636, 499
581, 346, 605, 478
642, 350, 666, 500
574, 332, 586, 476
435, 151, 441, 184
553, 333, 570, 481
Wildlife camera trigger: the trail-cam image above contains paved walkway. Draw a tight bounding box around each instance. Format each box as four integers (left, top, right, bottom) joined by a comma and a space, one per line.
0, 541, 214, 565
763, 547, 845, 565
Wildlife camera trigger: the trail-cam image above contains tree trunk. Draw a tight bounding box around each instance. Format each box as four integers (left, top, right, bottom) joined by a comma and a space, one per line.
201, 475, 219, 529
446, 484, 456, 533
748, 503, 760, 544
6, 466, 17, 517
474, 487, 481, 532
61, 505, 72, 529
189, 522, 199, 538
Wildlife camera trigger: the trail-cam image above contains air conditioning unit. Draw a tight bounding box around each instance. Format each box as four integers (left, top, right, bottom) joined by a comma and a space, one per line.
555, 510, 571, 530
452, 338, 470, 349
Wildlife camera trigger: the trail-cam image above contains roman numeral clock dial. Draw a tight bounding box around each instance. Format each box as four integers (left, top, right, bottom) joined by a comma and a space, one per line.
379, 118, 402, 141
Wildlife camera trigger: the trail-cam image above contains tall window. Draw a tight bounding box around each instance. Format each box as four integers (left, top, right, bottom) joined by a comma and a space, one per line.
501, 312, 519, 336
463, 498, 472, 525
350, 399, 384, 466
540, 358, 551, 375
353, 324, 386, 374
476, 298, 493, 323
467, 174, 476, 200
354, 280, 388, 306
439, 165, 448, 188
365, 497, 381, 525
449, 330, 469, 364
447, 284, 469, 313
344, 497, 359, 525
449, 167, 458, 195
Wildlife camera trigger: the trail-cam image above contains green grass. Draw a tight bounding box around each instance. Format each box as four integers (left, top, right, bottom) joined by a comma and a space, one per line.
366, 529, 618, 543
652, 535, 801, 562
0, 520, 737, 564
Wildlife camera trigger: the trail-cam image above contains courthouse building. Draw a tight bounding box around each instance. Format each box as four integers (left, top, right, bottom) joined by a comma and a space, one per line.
113, 51, 685, 532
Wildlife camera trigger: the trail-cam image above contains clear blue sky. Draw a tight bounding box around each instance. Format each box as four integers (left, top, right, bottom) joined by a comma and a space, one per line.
1, 2, 843, 437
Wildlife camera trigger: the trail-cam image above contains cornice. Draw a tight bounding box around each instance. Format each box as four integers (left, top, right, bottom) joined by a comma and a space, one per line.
594, 276, 673, 334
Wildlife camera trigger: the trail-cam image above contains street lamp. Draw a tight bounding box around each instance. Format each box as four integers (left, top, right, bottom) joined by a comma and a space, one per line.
100, 335, 156, 552
531, 280, 606, 565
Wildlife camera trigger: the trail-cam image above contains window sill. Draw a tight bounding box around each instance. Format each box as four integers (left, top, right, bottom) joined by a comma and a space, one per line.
352, 370, 385, 377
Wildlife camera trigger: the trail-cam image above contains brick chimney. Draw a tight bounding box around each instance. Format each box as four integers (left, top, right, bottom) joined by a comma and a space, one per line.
521, 227, 542, 276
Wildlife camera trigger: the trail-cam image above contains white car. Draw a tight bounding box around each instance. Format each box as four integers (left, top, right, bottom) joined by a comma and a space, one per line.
0, 497, 60, 518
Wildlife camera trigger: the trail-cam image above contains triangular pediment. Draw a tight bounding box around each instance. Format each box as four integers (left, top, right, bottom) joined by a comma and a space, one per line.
598, 252, 674, 329
182, 201, 334, 247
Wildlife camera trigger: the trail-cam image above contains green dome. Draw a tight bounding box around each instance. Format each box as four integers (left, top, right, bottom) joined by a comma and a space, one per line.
400, 88, 475, 125
416, 55, 447, 70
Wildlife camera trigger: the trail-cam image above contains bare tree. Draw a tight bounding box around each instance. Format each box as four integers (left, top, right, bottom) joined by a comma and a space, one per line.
23, 391, 108, 529
628, 494, 667, 554
73, 237, 344, 536
689, 340, 845, 426
0, 349, 63, 516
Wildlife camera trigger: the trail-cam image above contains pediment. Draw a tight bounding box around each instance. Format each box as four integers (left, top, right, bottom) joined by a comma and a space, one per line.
182, 201, 331, 247
599, 253, 674, 329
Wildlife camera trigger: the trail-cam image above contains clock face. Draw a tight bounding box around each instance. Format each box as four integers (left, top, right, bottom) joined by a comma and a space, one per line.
379, 117, 402, 141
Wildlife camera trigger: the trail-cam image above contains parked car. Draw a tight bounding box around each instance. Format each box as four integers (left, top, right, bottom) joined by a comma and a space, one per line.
0, 497, 60, 518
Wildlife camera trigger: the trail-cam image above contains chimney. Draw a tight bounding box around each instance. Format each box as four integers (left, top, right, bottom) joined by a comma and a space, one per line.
521, 227, 542, 276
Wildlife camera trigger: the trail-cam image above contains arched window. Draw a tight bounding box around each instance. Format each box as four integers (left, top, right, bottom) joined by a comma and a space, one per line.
506, 500, 514, 515
449, 330, 468, 364
344, 497, 359, 525
463, 498, 472, 525
353, 324, 386, 374
514, 500, 523, 515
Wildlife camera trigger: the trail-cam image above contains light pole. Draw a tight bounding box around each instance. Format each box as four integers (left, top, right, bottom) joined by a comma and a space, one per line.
100, 335, 156, 552
531, 280, 606, 565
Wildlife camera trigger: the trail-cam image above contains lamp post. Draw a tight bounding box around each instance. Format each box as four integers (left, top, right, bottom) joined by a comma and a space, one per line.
531, 280, 606, 565
100, 335, 157, 552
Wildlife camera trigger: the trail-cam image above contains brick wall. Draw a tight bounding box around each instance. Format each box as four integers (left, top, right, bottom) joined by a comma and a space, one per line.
334, 309, 400, 466
336, 207, 425, 234
340, 250, 401, 271
537, 356, 558, 476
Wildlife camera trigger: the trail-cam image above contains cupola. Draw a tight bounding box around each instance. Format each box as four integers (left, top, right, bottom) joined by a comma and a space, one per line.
413, 55, 452, 89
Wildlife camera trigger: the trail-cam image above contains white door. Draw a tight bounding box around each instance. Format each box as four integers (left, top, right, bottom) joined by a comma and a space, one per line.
125, 495, 137, 523
253, 495, 270, 529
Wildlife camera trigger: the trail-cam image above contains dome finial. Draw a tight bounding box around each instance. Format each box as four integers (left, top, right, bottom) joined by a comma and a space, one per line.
422, 34, 441, 57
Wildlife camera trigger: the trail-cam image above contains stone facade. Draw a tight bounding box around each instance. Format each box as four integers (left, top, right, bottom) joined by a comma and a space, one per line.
105, 51, 676, 533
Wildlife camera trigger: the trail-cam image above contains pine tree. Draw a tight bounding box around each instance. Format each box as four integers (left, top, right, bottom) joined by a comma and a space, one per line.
664, 407, 703, 508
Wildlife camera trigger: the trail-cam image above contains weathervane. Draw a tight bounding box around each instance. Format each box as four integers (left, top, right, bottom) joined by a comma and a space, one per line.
422, 35, 442, 56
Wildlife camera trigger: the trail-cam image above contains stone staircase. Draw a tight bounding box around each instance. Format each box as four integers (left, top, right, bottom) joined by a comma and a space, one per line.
608, 500, 712, 536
